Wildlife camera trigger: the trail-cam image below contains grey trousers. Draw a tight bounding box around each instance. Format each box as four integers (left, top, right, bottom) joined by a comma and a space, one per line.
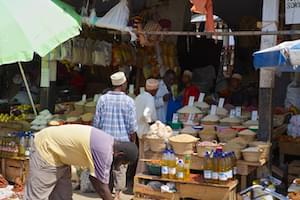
24, 146, 72, 200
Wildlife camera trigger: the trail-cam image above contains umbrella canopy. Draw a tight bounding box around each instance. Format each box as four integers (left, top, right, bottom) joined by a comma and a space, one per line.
0, 0, 81, 65
253, 39, 300, 72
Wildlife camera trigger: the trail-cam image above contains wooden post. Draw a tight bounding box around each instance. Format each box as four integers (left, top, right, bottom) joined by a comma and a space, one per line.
258, 0, 280, 142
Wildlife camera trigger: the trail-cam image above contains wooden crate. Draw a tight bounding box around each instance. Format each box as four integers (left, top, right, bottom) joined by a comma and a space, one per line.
134, 173, 238, 200
2, 158, 29, 183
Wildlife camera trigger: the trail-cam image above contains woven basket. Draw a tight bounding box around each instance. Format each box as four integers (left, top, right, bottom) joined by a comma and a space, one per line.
169, 137, 199, 155
74, 103, 85, 113
249, 141, 271, 161
242, 148, 263, 162
146, 137, 166, 152
217, 129, 237, 143
196, 140, 219, 157
238, 132, 256, 143
84, 105, 96, 113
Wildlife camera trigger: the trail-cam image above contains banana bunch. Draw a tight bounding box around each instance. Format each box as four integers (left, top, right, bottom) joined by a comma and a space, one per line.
0, 113, 13, 122
16, 104, 31, 111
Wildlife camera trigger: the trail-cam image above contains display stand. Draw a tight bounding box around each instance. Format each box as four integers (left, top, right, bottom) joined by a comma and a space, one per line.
134, 173, 238, 200
138, 138, 268, 191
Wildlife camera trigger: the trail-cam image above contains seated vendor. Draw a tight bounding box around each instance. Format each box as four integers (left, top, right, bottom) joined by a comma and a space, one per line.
181, 70, 200, 105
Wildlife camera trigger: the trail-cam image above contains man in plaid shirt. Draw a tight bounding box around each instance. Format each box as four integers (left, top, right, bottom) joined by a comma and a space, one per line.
93, 71, 137, 200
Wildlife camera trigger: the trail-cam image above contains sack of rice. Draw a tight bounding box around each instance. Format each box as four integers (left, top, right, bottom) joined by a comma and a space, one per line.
201, 114, 220, 125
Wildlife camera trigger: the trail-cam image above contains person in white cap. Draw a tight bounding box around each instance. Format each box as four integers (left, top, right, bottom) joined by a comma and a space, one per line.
155, 70, 176, 123
93, 71, 137, 200
123, 79, 159, 195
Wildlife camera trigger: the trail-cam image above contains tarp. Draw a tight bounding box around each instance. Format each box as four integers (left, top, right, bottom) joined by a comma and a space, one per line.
253, 39, 300, 72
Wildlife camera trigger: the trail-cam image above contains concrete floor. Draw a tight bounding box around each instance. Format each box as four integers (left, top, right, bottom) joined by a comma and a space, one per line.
73, 191, 133, 200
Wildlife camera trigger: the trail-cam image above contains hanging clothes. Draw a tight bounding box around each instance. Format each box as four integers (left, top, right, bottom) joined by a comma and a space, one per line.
190, 0, 215, 32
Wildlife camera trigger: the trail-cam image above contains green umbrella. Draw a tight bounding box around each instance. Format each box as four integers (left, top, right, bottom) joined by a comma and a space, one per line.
0, 0, 81, 115
52, 0, 81, 25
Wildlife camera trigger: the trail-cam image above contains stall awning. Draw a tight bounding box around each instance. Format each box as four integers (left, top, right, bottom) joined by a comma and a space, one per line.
253, 39, 300, 72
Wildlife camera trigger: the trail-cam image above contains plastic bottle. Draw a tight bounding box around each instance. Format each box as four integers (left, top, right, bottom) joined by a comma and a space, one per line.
203, 152, 212, 183
176, 159, 185, 180
225, 153, 233, 180
168, 150, 177, 179
18, 133, 25, 157
219, 153, 228, 183
212, 152, 219, 183
183, 154, 191, 180
231, 152, 237, 178
161, 149, 169, 178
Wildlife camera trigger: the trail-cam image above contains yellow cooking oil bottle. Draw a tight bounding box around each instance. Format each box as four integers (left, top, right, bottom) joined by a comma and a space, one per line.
203, 152, 213, 183
183, 154, 191, 180
212, 152, 219, 184
161, 149, 169, 178
219, 153, 228, 183
168, 150, 177, 179
176, 159, 185, 180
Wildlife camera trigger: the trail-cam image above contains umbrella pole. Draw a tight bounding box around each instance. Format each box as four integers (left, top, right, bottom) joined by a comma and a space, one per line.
18, 62, 38, 116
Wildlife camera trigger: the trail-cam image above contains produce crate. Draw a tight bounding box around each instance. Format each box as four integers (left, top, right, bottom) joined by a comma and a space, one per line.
134, 173, 238, 200
1, 157, 29, 183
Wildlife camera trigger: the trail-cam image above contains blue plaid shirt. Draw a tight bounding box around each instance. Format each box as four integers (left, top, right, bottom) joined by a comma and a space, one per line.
93, 91, 137, 142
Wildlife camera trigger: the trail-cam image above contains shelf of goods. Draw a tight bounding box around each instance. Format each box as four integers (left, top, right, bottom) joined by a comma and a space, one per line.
134, 173, 238, 200
139, 138, 267, 190
279, 138, 300, 168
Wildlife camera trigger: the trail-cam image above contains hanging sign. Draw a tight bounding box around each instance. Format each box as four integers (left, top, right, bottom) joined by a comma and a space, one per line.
286, 0, 300, 24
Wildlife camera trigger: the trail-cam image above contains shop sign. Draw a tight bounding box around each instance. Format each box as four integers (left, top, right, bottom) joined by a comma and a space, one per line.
286, 0, 300, 24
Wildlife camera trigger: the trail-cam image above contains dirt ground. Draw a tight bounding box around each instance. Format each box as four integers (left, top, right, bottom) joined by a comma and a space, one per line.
73, 191, 133, 200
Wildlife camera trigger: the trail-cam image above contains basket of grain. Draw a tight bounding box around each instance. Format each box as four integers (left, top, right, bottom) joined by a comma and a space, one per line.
177, 106, 203, 124
74, 101, 85, 113
223, 137, 248, 159
180, 126, 198, 137
238, 129, 256, 143
146, 136, 166, 152
194, 101, 210, 113
243, 120, 259, 128
196, 140, 219, 157
217, 128, 237, 143
216, 107, 228, 118
201, 114, 220, 125
199, 126, 216, 141
84, 101, 97, 113
169, 134, 199, 155
219, 117, 241, 126
242, 147, 263, 162
249, 141, 271, 161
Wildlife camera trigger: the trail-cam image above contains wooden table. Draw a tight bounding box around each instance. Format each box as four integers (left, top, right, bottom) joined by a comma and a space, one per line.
236, 159, 267, 190
134, 173, 238, 200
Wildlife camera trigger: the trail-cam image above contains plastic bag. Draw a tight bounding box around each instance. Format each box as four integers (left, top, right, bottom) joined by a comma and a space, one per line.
72, 38, 85, 64
83, 38, 95, 65
285, 81, 300, 110
60, 40, 72, 61
80, 169, 95, 193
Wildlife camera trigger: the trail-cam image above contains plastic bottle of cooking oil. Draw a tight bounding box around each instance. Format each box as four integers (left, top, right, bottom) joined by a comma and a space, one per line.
168, 150, 177, 179
212, 152, 219, 183
176, 159, 185, 180
225, 153, 233, 180
219, 153, 228, 183
203, 152, 213, 183
230, 151, 237, 178
183, 154, 191, 180
161, 149, 169, 178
